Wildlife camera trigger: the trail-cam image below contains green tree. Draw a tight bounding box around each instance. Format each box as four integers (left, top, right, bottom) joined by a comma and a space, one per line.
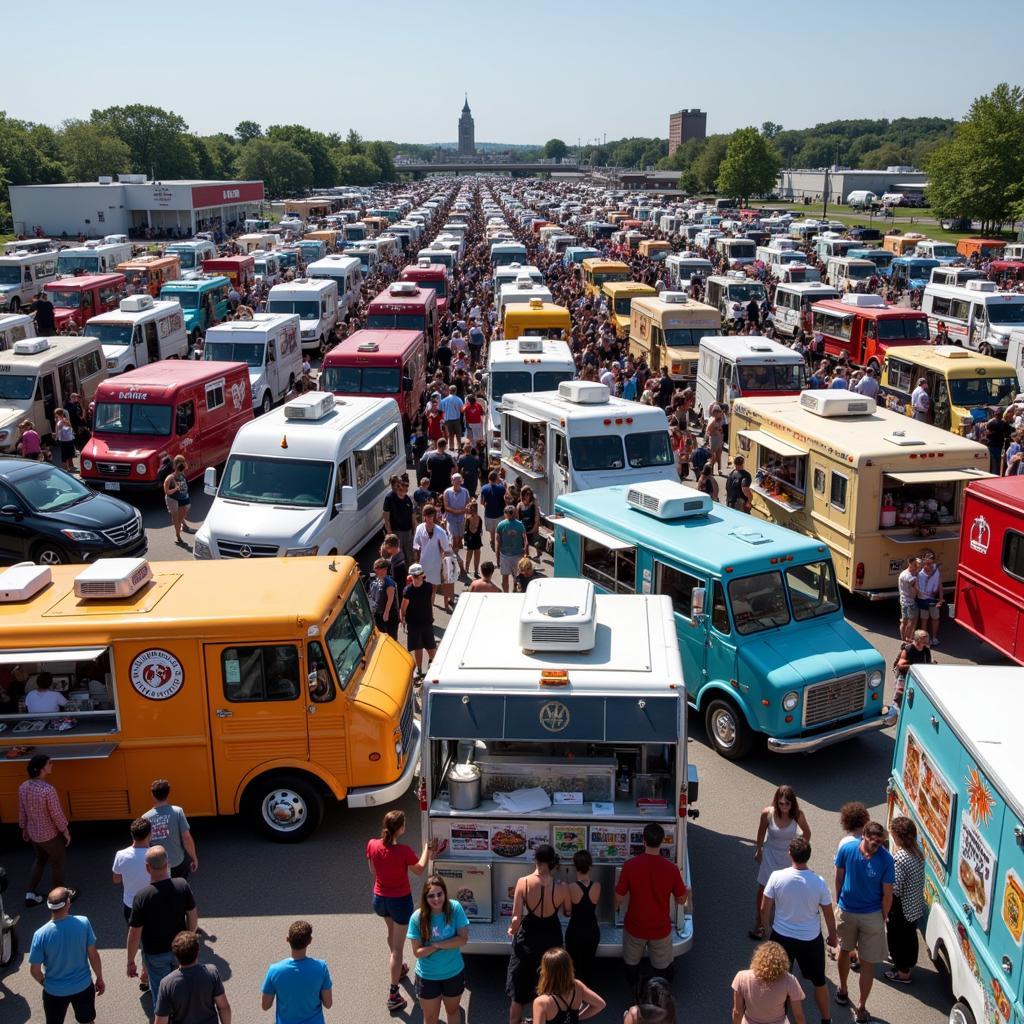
198, 134, 240, 179
543, 138, 568, 163
89, 104, 196, 178
717, 127, 782, 203
365, 141, 396, 182
342, 129, 365, 156
761, 121, 783, 140
237, 139, 313, 197
266, 125, 336, 189
334, 154, 381, 186
235, 120, 262, 142
689, 134, 729, 192
59, 120, 132, 181
0, 113, 66, 184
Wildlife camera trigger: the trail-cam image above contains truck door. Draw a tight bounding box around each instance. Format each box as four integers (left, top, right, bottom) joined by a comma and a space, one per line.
551, 430, 570, 505
204, 641, 309, 814
36, 371, 56, 429
266, 338, 279, 399
305, 639, 349, 790
56, 359, 79, 406
144, 320, 160, 364
652, 559, 708, 703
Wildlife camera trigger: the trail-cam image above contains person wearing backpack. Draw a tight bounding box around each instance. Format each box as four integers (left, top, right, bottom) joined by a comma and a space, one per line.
725, 456, 752, 512
893, 630, 932, 706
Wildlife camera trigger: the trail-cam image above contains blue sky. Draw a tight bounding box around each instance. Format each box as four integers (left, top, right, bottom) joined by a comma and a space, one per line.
6, 1, 1020, 143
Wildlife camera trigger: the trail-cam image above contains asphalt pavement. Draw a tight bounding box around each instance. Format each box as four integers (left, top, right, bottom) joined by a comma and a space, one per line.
1, 476, 1004, 1024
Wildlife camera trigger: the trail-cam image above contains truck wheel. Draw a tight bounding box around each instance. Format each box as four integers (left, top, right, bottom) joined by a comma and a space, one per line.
33, 543, 68, 566
931, 941, 953, 997
0, 922, 17, 966
950, 1001, 976, 1024
704, 697, 753, 759
245, 774, 324, 843
979, 343, 992, 357
260, 392, 272, 416
8, 297, 19, 313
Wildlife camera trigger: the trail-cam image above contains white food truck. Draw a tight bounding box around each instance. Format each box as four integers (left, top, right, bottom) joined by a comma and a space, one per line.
267, 278, 339, 353
86, 295, 188, 375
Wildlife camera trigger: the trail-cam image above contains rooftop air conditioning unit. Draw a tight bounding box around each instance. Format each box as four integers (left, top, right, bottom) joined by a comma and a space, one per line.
527, 297, 545, 310
799, 390, 876, 417
935, 345, 969, 359
284, 392, 335, 420
966, 280, 998, 292
518, 578, 596, 653
13, 337, 50, 355
518, 337, 543, 353
0, 563, 51, 603
74, 558, 152, 599
558, 380, 609, 405
389, 282, 417, 296
661, 292, 689, 304
747, 340, 774, 352
120, 294, 154, 313
97, 175, 113, 185
884, 430, 926, 447
627, 481, 712, 520
417, 257, 431, 267
840, 293, 885, 308
515, 276, 534, 289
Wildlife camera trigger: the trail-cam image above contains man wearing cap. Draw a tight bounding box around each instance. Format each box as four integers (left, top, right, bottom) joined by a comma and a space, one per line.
400, 564, 436, 679
29, 887, 104, 1024
854, 366, 879, 399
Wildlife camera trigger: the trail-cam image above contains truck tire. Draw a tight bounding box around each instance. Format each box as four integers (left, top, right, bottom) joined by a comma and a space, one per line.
260, 391, 272, 416
979, 343, 993, 357
244, 773, 324, 843
8, 297, 19, 313
704, 697, 753, 759
33, 543, 68, 566
950, 1001, 976, 1024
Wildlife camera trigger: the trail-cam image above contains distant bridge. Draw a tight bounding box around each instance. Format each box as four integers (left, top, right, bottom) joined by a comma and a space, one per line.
396, 160, 580, 175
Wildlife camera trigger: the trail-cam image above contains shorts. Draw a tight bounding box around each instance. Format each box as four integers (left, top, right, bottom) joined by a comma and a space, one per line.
770, 930, 827, 987
484, 515, 500, 535
623, 929, 674, 970
445, 419, 462, 434
165, 494, 177, 515
406, 623, 436, 652
446, 515, 465, 539
900, 602, 918, 621
916, 601, 940, 620
415, 970, 466, 1000
499, 553, 520, 577
43, 983, 96, 1024
836, 907, 887, 963
467, 421, 484, 442
373, 892, 414, 925
59, 439, 76, 462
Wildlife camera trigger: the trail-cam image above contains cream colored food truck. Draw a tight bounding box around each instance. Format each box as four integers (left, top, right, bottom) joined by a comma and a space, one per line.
731, 391, 990, 597
628, 292, 721, 383
420, 579, 696, 955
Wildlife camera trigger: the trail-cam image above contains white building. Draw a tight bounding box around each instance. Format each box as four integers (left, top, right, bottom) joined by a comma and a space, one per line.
775, 168, 928, 205
9, 175, 265, 239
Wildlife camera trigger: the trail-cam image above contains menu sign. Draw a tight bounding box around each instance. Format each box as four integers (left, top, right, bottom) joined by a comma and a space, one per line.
589, 825, 630, 862
901, 728, 956, 859
1002, 869, 1024, 946
957, 812, 996, 931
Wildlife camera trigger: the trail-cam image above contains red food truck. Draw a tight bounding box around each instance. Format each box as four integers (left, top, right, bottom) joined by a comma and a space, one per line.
81, 360, 253, 491
399, 259, 449, 315
44, 273, 127, 331
366, 281, 438, 356
954, 475, 1024, 663
201, 254, 256, 290
319, 329, 426, 431
810, 293, 930, 371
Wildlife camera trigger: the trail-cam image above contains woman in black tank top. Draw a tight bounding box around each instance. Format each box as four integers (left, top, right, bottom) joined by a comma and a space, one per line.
563, 850, 601, 985
531, 948, 606, 1024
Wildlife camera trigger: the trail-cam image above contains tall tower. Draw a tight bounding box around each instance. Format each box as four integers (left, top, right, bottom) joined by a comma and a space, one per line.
458, 95, 475, 157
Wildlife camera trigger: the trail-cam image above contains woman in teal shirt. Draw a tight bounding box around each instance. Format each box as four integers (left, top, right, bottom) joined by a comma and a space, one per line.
407, 875, 470, 1024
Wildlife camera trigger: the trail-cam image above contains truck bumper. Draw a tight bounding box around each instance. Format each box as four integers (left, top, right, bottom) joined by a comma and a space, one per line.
346, 721, 421, 808
767, 712, 893, 754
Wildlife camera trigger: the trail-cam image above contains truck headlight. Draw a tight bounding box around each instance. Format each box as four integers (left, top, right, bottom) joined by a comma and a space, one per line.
61, 528, 101, 543
193, 536, 213, 559
782, 691, 799, 711
285, 545, 320, 556
395, 739, 403, 761
135, 463, 147, 475
868, 670, 883, 689
82, 458, 93, 471
107, 359, 118, 369
0, 428, 11, 443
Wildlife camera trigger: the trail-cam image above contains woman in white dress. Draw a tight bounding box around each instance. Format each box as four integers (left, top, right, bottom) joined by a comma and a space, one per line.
412, 504, 454, 612
750, 785, 811, 939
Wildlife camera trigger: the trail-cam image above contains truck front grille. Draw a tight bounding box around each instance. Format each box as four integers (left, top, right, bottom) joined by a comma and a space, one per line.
101, 518, 142, 546
803, 673, 866, 727
216, 539, 280, 558
96, 461, 131, 477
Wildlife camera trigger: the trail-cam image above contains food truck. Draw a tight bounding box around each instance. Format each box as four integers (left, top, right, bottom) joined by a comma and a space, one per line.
201, 255, 256, 290
0, 556, 419, 841
366, 282, 439, 356
810, 294, 931, 371
86, 295, 188, 375
582, 259, 630, 297
601, 281, 658, 340
954, 475, 1024, 663
628, 293, 721, 382
420, 580, 696, 955
399, 259, 449, 315
888, 665, 1024, 1024
552, 482, 888, 758
731, 392, 991, 597
694, 336, 806, 417
116, 254, 181, 297
160, 277, 230, 346
44, 273, 127, 331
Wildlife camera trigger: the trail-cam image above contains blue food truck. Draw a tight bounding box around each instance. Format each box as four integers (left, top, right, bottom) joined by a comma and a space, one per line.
551, 480, 888, 758
159, 276, 231, 347
889, 666, 1023, 1024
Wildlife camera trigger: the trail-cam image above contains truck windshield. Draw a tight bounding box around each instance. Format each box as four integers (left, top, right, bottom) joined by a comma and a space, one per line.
171, 250, 197, 269
664, 327, 716, 348
218, 454, 333, 508
876, 318, 930, 341
570, 435, 624, 471
56, 255, 100, 274
931, 245, 958, 258
204, 342, 264, 367
168, 292, 198, 308
91, 323, 134, 346
0, 266, 21, 284
613, 298, 633, 316
624, 431, 673, 468
367, 314, 426, 332
729, 572, 791, 634
324, 584, 375, 690
0, 373, 36, 400
948, 376, 1017, 407
738, 364, 806, 391
865, 252, 893, 268
50, 291, 88, 308
489, 370, 532, 401
846, 264, 872, 279
267, 300, 321, 319
987, 302, 1024, 325
785, 561, 840, 621
93, 401, 172, 436
320, 366, 400, 394
727, 283, 766, 302
534, 370, 574, 391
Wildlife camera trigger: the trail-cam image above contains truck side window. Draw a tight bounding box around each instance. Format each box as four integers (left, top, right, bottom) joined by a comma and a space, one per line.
307, 641, 336, 703
1002, 530, 1024, 581
222, 645, 299, 702
655, 561, 702, 619
710, 581, 730, 633
176, 401, 195, 436
829, 472, 848, 512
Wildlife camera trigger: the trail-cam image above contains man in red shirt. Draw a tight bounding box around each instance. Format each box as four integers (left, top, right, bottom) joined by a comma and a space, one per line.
614, 822, 687, 989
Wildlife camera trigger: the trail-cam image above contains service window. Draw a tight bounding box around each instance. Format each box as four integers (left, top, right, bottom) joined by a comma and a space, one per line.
99, 285, 120, 306
205, 379, 225, 412
829, 471, 848, 512
655, 561, 703, 619
930, 296, 952, 317
176, 400, 195, 435
76, 349, 103, 380
950, 299, 970, 320
886, 357, 914, 393
222, 645, 300, 702
1001, 529, 1024, 582
581, 537, 636, 594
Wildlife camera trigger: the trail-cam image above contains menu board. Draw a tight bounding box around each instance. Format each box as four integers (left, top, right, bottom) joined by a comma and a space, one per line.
552, 825, 588, 859
449, 822, 491, 854
526, 826, 550, 853
490, 824, 528, 859
957, 812, 996, 931
1001, 869, 1024, 946
589, 825, 630, 862
628, 824, 676, 858
901, 728, 955, 859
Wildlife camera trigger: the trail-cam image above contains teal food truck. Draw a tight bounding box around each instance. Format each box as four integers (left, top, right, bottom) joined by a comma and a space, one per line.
159, 276, 230, 346
551, 481, 888, 759
889, 666, 1023, 1024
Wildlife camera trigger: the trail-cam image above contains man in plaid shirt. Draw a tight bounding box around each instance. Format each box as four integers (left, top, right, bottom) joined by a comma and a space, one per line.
19, 754, 73, 908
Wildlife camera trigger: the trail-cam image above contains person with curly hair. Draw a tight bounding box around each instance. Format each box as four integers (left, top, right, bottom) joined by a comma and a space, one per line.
732, 942, 806, 1024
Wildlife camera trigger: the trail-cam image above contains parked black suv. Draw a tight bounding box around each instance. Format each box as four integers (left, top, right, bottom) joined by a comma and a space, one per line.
0, 458, 147, 565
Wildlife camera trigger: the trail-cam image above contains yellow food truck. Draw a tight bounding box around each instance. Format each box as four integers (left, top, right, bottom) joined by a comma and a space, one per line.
503, 298, 572, 340
628, 292, 721, 381
0, 557, 418, 841
730, 391, 990, 597
600, 281, 657, 339
581, 258, 630, 297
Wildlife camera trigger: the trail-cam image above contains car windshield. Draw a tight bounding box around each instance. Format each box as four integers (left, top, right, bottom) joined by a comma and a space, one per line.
50, 290, 88, 308
0, 373, 36, 399
367, 314, 426, 331
489, 370, 533, 401
167, 292, 198, 308
56, 255, 100, 274
987, 302, 1024, 325
14, 463, 93, 512
320, 365, 400, 394
727, 283, 766, 302
203, 341, 264, 367
570, 435, 625, 471
785, 560, 841, 621
218, 454, 333, 508
664, 327, 716, 348
729, 572, 791, 634
173, 251, 196, 269
948, 376, 1017, 407
876, 317, 930, 341
624, 430, 673, 468
91, 323, 134, 346
738, 363, 806, 391
93, 401, 172, 436
0, 266, 21, 284
325, 583, 375, 690
267, 300, 320, 319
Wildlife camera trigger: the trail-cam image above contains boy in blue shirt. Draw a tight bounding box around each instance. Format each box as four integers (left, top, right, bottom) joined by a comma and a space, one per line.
262, 920, 332, 1024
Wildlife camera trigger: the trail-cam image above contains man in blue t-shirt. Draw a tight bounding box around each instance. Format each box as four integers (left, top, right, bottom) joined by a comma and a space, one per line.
479, 470, 507, 549
262, 920, 332, 1024
833, 821, 894, 1021
496, 505, 527, 592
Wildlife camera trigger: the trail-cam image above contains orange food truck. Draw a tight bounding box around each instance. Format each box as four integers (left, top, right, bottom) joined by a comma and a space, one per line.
0, 556, 419, 841
201, 254, 256, 290
956, 237, 1007, 260
116, 254, 181, 297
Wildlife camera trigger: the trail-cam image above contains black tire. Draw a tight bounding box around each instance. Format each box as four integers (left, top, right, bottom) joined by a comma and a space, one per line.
33, 543, 68, 566
949, 1000, 976, 1024
0, 924, 18, 968
8, 297, 19, 313
260, 391, 272, 416
244, 773, 324, 843
979, 343, 992, 357
704, 696, 753, 759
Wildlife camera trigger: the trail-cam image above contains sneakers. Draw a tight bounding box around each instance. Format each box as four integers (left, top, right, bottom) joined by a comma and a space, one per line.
386, 990, 408, 1012
25, 892, 43, 907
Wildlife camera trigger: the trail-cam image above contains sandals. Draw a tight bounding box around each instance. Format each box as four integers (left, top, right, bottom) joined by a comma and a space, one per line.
835, 991, 850, 1006
884, 969, 912, 985
855, 1009, 873, 1023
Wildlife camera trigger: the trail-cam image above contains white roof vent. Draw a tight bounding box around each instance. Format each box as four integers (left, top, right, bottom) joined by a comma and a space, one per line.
518, 337, 544, 353
120, 294, 154, 313
13, 337, 50, 355
799, 390, 876, 418
840, 293, 885, 308
417, 257, 431, 267
627, 481, 712, 520
74, 558, 152, 600
661, 292, 689, 304
0, 563, 51, 603
389, 281, 418, 296
284, 391, 336, 420
558, 380, 609, 404
518, 578, 597, 653
966, 280, 998, 292
515, 276, 535, 289
934, 345, 969, 359
884, 430, 927, 447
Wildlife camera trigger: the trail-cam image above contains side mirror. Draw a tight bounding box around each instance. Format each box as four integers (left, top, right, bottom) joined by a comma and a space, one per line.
0, 503, 22, 520
690, 587, 706, 622
339, 484, 357, 512
402, 376, 413, 392
203, 466, 217, 497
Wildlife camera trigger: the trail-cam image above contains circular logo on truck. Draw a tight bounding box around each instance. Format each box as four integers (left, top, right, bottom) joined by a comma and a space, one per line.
130, 649, 184, 701
539, 701, 570, 733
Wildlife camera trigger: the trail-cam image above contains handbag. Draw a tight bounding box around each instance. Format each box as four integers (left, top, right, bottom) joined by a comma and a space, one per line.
442, 552, 459, 584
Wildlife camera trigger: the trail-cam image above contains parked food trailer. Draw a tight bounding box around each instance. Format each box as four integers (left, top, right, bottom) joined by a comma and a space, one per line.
420, 579, 696, 955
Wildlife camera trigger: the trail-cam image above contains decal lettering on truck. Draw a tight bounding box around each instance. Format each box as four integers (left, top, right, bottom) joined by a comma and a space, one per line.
130, 648, 185, 700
